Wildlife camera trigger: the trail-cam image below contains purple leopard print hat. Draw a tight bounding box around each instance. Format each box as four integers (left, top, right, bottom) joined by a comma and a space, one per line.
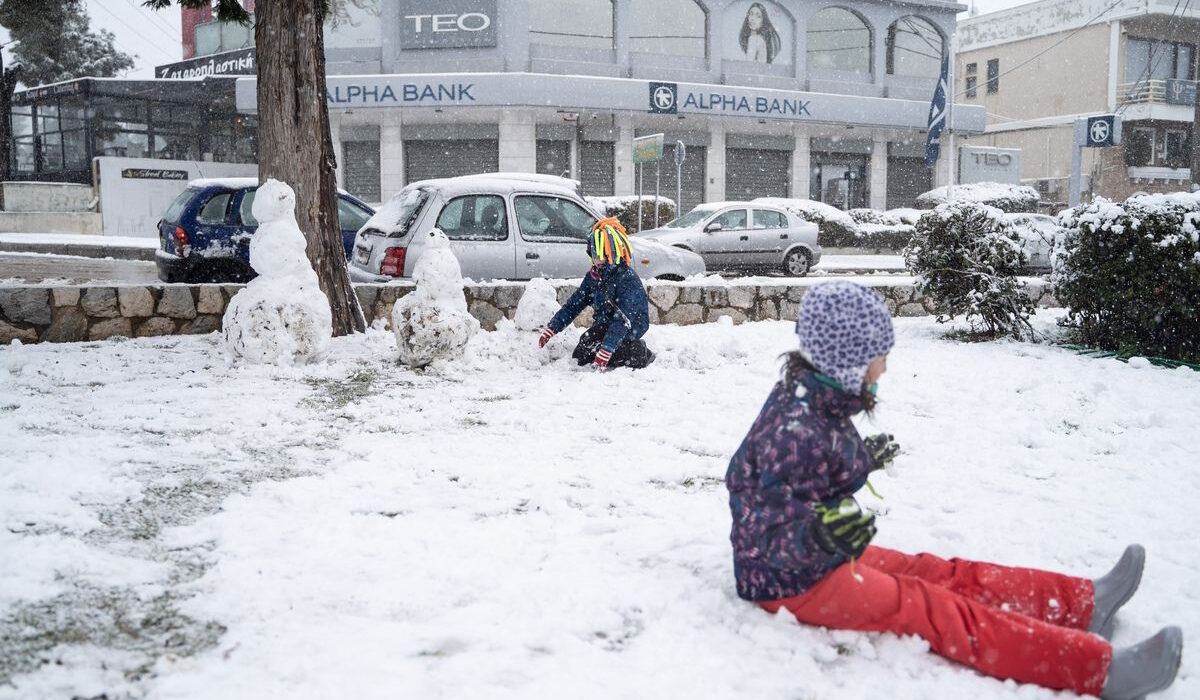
795, 281, 895, 393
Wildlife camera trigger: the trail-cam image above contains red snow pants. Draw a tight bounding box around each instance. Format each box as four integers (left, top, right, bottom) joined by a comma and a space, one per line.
760, 546, 1113, 696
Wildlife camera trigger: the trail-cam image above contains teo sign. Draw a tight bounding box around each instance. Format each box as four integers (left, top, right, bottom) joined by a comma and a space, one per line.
399, 0, 497, 49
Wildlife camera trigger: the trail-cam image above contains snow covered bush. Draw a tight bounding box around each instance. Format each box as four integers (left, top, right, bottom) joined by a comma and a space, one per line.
1055, 191, 1200, 362
847, 210, 914, 251
915, 182, 1040, 214
222, 179, 332, 365
905, 201, 1034, 339
754, 197, 859, 246
586, 195, 676, 233
392, 229, 479, 368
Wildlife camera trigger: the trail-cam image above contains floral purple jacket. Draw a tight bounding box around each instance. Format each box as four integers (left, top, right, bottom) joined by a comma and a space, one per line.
725, 370, 875, 601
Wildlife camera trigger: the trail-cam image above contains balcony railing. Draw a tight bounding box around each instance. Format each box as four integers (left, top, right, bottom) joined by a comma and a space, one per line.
1118, 79, 1197, 106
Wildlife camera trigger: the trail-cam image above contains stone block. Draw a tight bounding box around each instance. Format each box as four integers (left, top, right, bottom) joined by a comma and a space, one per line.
756, 299, 779, 321
81, 287, 119, 318
222, 285, 245, 302
468, 300, 505, 331
471, 285, 495, 302
779, 300, 801, 321
704, 287, 728, 307
52, 287, 80, 307
117, 287, 155, 318
181, 315, 222, 335
0, 319, 38, 344
896, 302, 926, 317
0, 288, 51, 325
679, 286, 703, 304
158, 287, 197, 319
88, 317, 132, 340
354, 286, 379, 311
196, 286, 225, 315
556, 286, 576, 305
573, 307, 594, 327
136, 317, 177, 337
727, 286, 757, 309
492, 285, 523, 309
41, 308, 88, 343
663, 303, 703, 325
646, 285, 680, 310
786, 287, 806, 302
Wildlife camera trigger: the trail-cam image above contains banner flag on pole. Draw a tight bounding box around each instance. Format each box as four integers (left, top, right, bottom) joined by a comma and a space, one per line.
925, 52, 949, 166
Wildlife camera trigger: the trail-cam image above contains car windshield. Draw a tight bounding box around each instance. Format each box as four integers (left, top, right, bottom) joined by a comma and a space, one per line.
664, 206, 719, 229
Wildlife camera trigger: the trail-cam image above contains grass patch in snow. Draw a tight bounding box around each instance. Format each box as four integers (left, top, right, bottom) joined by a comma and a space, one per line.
303, 367, 381, 409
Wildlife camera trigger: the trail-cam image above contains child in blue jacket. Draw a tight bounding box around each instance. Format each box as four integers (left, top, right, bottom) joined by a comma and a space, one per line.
537, 218, 654, 370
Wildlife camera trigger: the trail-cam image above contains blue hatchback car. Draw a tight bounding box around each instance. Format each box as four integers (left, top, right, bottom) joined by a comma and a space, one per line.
155, 178, 375, 283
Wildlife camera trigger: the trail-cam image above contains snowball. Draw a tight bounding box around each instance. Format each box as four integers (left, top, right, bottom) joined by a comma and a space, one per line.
393, 229, 478, 368
513, 277, 561, 332
222, 178, 332, 365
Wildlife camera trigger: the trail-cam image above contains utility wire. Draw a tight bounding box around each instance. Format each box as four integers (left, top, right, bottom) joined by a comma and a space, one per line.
952, 0, 1130, 99
90, 0, 179, 62
122, 0, 182, 40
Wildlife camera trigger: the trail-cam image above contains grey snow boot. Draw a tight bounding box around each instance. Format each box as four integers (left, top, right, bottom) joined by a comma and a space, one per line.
1090, 544, 1146, 639
1100, 626, 1183, 700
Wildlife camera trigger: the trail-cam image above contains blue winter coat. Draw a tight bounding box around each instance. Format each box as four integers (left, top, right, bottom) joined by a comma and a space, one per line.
725, 371, 876, 601
547, 264, 650, 353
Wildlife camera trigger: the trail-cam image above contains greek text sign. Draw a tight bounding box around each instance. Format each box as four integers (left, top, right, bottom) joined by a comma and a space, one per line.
155, 48, 255, 79
398, 0, 497, 49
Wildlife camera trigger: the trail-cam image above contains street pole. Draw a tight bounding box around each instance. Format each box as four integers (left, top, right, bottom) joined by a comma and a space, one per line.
946, 33, 957, 202
654, 160, 661, 228
1192, 81, 1199, 190
637, 162, 643, 233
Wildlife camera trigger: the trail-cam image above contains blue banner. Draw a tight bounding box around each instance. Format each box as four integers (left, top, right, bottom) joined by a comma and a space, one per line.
925, 52, 949, 166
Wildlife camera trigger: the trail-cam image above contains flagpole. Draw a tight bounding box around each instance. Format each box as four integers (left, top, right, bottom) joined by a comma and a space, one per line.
946, 32, 957, 202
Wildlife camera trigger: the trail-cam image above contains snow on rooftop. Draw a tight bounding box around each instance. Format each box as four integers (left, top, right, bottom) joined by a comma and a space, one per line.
958, 0, 1198, 51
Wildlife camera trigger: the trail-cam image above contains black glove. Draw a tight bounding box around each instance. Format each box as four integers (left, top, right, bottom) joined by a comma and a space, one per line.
812, 498, 876, 559
864, 433, 900, 471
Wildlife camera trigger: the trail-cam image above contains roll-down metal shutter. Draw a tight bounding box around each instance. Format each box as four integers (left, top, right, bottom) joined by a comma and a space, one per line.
648, 143, 705, 214
404, 139, 499, 184
726, 148, 790, 200
886, 156, 931, 209
580, 141, 614, 196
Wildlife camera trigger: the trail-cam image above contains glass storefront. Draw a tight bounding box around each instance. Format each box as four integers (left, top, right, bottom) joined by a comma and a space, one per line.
10, 78, 256, 184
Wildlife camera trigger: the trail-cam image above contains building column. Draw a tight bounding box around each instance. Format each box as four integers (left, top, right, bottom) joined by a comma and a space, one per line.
498, 108, 536, 173
792, 130, 811, 199
707, 125, 726, 203
380, 112, 404, 198
615, 113, 634, 195
870, 135, 888, 209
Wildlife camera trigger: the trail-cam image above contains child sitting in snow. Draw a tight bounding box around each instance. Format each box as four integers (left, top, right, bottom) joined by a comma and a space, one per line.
537, 217, 655, 370
725, 280, 1182, 700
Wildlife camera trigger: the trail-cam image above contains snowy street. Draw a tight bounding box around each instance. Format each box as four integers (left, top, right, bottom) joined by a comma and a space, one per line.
1, 313, 1197, 699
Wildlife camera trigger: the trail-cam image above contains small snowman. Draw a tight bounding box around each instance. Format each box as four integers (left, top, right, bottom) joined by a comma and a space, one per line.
222, 179, 332, 365
392, 228, 479, 368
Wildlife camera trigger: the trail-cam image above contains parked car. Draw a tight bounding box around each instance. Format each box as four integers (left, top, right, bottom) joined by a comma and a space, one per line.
635, 202, 822, 276
1003, 212, 1065, 272
348, 174, 705, 282
156, 178, 375, 283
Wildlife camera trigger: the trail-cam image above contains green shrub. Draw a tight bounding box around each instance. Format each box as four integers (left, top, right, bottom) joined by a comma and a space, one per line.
585, 196, 676, 234
1055, 192, 1200, 362
904, 201, 1034, 339
915, 182, 1040, 213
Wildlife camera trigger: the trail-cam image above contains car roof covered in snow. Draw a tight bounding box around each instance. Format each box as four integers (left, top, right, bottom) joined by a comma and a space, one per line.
398, 174, 583, 200
186, 177, 357, 198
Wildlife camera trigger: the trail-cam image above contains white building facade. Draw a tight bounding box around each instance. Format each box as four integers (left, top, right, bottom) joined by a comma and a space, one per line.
957, 0, 1198, 204
230, 0, 985, 210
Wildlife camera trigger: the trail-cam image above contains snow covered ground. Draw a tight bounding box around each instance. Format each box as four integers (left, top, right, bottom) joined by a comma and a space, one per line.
1, 312, 1197, 699
0, 234, 158, 248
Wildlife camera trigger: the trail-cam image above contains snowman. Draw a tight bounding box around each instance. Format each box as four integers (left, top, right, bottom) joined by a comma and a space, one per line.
222, 179, 332, 365
391, 228, 479, 368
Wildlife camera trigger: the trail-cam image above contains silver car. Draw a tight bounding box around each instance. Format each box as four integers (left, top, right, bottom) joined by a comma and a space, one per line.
1003, 212, 1065, 272
348, 174, 706, 282
636, 202, 822, 276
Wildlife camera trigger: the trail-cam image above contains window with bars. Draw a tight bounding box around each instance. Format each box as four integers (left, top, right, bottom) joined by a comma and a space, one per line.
986, 59, 999, 93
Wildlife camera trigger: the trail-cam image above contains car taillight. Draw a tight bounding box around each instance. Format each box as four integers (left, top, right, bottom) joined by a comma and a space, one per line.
380, 246, 407, 277
173, 226, 190, 258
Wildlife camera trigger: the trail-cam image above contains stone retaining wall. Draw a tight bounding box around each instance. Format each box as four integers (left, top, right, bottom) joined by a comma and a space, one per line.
0, 281, 1059, 345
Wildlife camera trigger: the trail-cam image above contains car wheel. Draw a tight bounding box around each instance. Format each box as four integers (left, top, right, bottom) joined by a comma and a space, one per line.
782, 249, 811, 277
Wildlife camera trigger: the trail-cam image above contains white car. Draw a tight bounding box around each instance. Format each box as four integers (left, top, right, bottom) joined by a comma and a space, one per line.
635, 202, 822, 276
1003, 213, 1065, 272
348, 174, 705, 282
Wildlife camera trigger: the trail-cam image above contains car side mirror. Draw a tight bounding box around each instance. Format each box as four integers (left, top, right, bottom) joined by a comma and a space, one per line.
705, 222, 723, 233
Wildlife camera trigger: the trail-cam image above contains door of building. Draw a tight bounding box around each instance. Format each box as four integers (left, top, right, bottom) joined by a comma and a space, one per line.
726, 148, 790, 199
404, 139, 499, 184
809, 157, 868, 210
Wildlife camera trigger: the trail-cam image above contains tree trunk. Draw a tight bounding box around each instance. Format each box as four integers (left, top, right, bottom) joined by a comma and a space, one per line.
255, 0, 365, 335
1192, 82, 1199, 190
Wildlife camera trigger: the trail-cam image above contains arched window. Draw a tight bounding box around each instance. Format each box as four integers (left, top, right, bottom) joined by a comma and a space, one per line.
530, 0, 614, 50
630, 0, 707, 58
806, 7, 871, 73
887, 16, 943, 77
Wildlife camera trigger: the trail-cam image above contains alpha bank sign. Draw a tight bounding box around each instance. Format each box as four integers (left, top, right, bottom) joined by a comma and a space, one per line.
236, 73, 984, 132
399, 0, 497, 49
